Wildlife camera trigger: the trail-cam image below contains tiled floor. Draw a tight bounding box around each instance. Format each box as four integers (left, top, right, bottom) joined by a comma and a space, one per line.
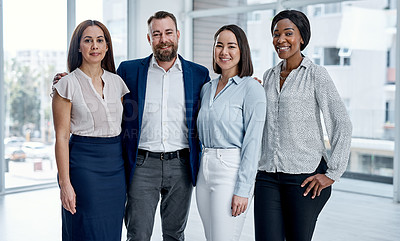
1, 178, 400, 241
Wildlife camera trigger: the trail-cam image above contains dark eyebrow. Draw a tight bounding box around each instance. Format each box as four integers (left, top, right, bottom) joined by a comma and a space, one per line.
83, 35, 105, 39
274, 27, 295, 32
152, 29, 174, 34
216, 41, 237, 45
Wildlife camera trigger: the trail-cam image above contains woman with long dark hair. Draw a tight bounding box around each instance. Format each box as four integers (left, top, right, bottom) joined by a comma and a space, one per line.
52, 20, 129, 241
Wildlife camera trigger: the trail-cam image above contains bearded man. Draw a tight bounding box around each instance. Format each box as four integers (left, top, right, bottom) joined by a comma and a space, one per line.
118, 11, 210, 241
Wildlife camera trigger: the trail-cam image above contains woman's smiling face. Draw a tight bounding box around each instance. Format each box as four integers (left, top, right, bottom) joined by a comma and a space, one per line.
272, 18, 303, 61
79, 25, 108, 65
214, 30, 240, 75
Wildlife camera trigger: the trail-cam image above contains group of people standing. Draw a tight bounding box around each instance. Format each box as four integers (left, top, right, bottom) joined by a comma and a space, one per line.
52, 9, 352, 241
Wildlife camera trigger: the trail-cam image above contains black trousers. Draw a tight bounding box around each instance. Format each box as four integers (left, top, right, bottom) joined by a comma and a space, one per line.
254, 159, 331, 241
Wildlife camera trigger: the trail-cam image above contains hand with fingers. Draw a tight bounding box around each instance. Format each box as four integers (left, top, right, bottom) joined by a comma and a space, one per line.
231, 195, 248, 217
53, 72, 68, 85
301, 174, 334, 199
253, 76, 262, 84
60, 181, 77, 215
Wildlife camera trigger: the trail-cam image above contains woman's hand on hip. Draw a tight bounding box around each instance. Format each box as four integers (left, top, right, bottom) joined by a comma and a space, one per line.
301, 174, 334, 199
231, 195, 248, 217
60, 181, 77, 214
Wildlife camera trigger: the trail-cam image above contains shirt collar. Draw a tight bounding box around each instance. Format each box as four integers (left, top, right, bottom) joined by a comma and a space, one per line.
272, 56, 312, 74
150, 55, 182, 72
76, 67, 106, 81
210, 75, 244, 85
231, 75, 245, 85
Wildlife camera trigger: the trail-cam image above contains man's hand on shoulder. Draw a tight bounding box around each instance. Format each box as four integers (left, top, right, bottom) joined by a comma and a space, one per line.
53, 72, 68, 85
253, 76, 262, 84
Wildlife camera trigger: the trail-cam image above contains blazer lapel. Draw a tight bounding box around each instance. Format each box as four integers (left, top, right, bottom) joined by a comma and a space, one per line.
137, 55, 152, 129
180, 56, 194, 129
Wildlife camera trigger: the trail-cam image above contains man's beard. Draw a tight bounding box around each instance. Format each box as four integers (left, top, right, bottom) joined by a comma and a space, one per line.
153, 42, 178, 62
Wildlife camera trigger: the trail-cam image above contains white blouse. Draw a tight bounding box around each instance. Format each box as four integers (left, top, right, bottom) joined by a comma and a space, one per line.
259, 57, 352, 181
54, 68, 130, 137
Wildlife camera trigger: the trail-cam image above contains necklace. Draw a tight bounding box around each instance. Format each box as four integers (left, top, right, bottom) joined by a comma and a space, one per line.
279, 74, 287, 81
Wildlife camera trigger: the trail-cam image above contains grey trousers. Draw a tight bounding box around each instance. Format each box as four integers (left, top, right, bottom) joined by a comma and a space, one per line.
125, 152, 193, 241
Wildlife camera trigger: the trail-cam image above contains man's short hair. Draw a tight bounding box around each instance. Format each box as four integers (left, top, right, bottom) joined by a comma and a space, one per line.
147, 11, 178, 30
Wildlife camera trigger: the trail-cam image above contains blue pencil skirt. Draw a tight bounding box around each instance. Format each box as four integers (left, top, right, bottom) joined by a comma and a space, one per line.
61, 134, 126, 241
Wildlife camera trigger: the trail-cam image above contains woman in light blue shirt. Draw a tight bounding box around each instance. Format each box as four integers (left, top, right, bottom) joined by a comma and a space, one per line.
196, 24, 266, 241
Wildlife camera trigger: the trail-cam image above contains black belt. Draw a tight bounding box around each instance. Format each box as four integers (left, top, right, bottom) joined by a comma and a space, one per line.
138, 148, 189, 160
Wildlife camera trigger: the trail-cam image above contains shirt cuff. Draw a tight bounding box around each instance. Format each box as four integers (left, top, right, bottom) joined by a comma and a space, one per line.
325, 170, 341, 182
233, 182, 253, 198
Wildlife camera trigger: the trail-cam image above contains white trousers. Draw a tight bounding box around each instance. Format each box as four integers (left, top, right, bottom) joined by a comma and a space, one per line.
196, 148, 252, 241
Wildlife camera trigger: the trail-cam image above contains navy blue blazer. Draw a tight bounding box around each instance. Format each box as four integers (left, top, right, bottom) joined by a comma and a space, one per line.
117, 54, 210, 186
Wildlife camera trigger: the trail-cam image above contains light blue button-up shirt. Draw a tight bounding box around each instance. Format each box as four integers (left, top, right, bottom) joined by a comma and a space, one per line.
197, 75, 267, 197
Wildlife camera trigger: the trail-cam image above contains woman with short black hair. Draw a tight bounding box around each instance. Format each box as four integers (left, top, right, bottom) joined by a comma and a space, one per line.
255, 10, 352, 241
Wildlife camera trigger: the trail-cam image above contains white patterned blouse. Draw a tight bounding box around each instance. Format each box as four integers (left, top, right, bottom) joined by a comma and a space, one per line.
259, 57, 352, 181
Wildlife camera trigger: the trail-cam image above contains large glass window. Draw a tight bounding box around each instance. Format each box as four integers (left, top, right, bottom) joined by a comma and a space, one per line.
102, 0, 127, 67
324, 47, 341, 65
3, 0, 67, 189
307, 1, 396, 181
2, 0, 127, 190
